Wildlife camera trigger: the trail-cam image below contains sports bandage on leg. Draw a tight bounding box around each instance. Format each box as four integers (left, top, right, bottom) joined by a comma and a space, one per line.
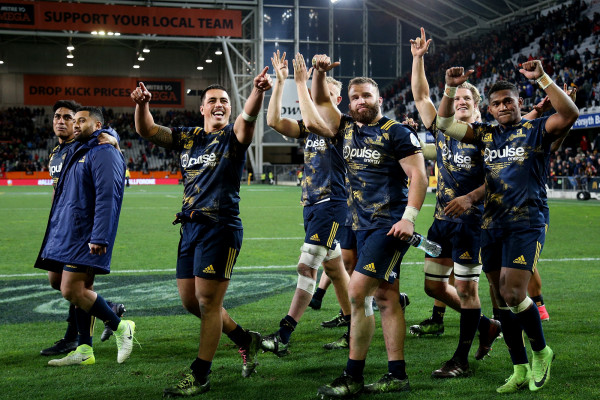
509, 297, 533, 314
299, 243, 328, 269
323, 243, 342, 261
364, 295, 375, 317
297, 274, 316, 294
423, 260, 453, 282
401, 206, 419, 224
453, 263, 482, 282
436, 116, 468, 141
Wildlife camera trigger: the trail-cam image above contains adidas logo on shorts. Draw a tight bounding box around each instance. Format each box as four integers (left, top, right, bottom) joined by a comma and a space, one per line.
203, 265, 216, 274
363, 263, 376, 273
459, 251, 471, 260
310, 233, 320, 242
513, 255, 527, 265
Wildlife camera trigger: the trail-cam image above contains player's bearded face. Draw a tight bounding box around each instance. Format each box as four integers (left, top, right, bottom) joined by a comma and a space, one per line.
349, 84, 381, 124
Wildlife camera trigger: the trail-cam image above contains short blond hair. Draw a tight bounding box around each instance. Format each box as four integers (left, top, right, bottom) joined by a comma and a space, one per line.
458, 82, 482, 105
325, 77, 342, 97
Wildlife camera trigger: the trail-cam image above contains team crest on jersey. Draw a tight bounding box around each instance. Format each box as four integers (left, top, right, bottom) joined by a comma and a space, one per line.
343, 122, 354, 139
482, 132, 493, 142
184, 139, 194, 150
78, 156, 86, 163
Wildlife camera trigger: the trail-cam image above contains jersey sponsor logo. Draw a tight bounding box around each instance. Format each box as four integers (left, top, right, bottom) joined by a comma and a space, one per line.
202, 265, 216, 274
484, 146, 525, 163
363, 263, 376, 273
310, 233, 320, 242
181, 152, 218, 168
49, 163, 63, 176
305, 138, 327, 150
441, 144, 473, 168
343, 146, 382, 164
513, 255, 527, 265
459, 251, 471, 260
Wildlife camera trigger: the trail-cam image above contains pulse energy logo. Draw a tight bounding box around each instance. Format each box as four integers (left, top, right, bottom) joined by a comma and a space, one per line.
484, 146, 525, 163
441, 144, 473, 169
181, 152, 218, 168
343, 146, 381, 164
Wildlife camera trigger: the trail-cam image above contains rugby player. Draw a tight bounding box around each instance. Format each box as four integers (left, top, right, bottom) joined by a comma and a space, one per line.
297, 54, 428, 397
35, 106, 135, 366
131, 68, 272, 396
409, 28, 501, 377
437, 60, 578, 392
262, 51, 352, 354
41, 100, 126, 358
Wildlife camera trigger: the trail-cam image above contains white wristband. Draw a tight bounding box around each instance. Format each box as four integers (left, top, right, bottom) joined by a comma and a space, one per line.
402, 206, 419, 224
443, 85, 457, 98
242, 111, 258, 122
536, 73, 552, 90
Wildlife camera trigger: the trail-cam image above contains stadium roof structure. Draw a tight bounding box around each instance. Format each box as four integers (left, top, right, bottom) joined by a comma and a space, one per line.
363, 0, 562, 42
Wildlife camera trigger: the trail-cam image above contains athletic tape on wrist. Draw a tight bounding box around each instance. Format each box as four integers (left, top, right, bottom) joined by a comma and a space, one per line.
242, 111, 258, 122
443, 85, 457, 98
402, 206, 419, 224
536, 73, 552, 90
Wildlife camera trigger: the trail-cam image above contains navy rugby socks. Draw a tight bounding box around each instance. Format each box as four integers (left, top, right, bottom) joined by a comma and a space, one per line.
89, 295, 121, 331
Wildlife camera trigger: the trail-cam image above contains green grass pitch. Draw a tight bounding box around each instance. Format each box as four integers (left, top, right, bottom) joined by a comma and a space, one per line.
0, 185, 599, 399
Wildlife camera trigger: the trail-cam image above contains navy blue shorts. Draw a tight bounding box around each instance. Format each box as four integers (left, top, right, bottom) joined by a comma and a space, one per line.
481, 225, 545, 273
338, 225, 357, 250
426, 219, 481, 264
354, 228, 410, 284
303, 200, 346, 249
176, 222, 243, 280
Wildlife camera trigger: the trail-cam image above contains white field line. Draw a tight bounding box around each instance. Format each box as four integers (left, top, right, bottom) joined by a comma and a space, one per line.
2, 257, 599, 278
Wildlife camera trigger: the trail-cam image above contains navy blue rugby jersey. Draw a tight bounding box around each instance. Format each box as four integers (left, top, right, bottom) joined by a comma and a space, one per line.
471, 117, 552, 229
48, 139, 77, 188
339, 115, 422, 230
171, 124, 249, 229
297, 120, 347, 205
430, 118, 484, 225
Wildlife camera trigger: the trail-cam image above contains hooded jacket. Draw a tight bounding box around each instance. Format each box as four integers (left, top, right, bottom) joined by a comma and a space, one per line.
35, 128, 125, 273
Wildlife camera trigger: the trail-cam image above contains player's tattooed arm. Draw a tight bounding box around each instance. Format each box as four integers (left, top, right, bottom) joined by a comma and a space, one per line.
146, 125, 174, 149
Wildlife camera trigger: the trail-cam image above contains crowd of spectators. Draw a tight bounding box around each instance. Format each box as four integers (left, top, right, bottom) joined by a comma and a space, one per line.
383, 0, 600, 125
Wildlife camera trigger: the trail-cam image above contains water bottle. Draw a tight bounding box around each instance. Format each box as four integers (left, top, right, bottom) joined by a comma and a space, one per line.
408, 232, 442, 257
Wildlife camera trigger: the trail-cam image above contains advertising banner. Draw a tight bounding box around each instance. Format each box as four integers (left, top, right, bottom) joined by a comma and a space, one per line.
24, 75, 183, 107
0, 1, 242, 37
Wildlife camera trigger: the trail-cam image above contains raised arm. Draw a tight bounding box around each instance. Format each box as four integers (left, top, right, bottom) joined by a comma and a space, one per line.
292, 53, 337, 138
308, 54, 342, 135
437, 67, 476, 143
519, 60, 579, 138
131, 82, 174, 149
234, 66, 273, 145
387, 153, 428, 240
266, 51, 301, 138
410, 27, 437, 129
